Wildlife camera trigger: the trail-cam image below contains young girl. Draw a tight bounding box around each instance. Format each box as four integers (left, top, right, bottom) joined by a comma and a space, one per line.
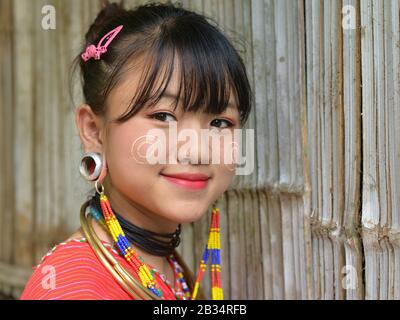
20, 1, 252, 300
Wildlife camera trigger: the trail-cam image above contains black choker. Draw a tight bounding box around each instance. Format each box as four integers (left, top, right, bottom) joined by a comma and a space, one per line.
91, 194, 181, 256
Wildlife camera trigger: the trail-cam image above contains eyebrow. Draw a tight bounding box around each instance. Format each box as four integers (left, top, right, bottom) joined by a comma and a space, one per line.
160, 91, 237, 109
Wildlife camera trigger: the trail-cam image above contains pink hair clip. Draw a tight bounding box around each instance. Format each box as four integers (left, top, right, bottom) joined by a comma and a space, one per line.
81, 25, 123, 62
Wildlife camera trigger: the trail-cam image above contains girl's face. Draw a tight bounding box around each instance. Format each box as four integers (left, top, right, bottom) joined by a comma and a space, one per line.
82, 62, 240, 226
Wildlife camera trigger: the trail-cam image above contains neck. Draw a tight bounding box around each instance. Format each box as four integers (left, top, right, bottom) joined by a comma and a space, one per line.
96, 179, 179, 279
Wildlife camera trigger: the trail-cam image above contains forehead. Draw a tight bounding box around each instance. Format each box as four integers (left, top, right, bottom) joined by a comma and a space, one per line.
106, 53, 239, 118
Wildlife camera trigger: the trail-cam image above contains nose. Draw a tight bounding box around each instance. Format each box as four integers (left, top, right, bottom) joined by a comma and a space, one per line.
174, 121, 211, 165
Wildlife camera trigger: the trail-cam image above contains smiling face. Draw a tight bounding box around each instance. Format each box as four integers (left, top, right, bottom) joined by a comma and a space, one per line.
98, 58, 240, 224
77, 55, 240, 231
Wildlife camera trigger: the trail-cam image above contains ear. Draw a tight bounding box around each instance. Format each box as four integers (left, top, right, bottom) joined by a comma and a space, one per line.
75, 104, 105, 154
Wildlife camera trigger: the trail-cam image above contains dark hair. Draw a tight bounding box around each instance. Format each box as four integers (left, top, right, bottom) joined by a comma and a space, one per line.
71, 0, 253, 126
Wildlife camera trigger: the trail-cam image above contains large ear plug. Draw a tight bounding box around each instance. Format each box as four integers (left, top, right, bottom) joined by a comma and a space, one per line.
79, 152, 103, 181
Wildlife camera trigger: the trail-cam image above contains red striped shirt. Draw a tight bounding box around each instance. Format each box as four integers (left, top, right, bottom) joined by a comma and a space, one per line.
20, 238, 187, 300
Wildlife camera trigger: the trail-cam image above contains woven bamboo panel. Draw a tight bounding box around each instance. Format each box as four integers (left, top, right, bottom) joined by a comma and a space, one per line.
360, 0, 400, 300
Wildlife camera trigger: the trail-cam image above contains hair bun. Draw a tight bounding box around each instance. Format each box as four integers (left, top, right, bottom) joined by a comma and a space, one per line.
84, 0, 125, 44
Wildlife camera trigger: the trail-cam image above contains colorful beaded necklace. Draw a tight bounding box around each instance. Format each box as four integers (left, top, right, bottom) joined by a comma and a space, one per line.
191, 206, 223, 300
89, 188, 223, 300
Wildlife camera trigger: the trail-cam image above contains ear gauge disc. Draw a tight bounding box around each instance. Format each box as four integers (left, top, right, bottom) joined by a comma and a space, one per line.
79, 152, 103, 181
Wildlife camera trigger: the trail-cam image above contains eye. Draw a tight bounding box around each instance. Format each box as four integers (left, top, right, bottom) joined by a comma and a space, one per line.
150, 112, 177, 122
211, 118, 234, 129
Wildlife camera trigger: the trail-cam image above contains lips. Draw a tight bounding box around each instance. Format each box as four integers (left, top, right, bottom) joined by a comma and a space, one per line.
160, 172, 210, 190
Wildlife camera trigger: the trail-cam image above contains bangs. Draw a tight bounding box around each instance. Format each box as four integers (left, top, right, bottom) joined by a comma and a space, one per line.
108, 16, 251, 125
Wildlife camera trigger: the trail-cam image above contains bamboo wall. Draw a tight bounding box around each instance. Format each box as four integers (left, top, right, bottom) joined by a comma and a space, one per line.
0, 0, 399, 300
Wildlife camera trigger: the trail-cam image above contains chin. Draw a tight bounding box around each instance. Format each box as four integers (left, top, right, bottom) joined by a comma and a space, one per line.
163, 208, 207, 224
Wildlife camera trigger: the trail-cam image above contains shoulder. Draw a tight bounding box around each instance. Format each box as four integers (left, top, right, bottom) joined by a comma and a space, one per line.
20, 239, 130, 300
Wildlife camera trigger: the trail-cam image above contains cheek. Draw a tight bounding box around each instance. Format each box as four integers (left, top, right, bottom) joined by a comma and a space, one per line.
208, 137, 237, 194
212, 133, 238, 173
105, 123, 162, 186
212, 163, 236, 190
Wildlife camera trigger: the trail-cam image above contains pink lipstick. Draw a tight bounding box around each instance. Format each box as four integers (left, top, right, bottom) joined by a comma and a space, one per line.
160, 172, 210, 190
